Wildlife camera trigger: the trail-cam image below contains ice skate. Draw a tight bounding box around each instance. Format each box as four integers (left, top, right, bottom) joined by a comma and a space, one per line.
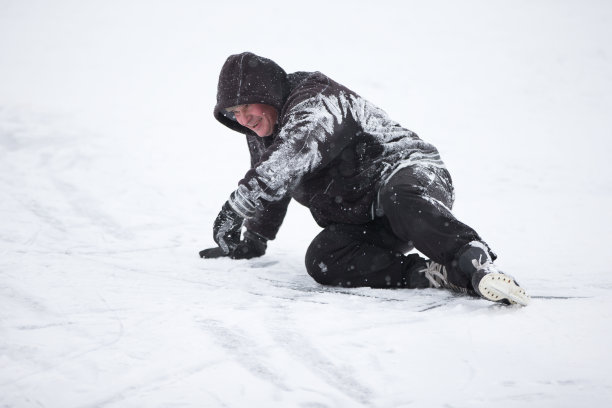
471, 257, 530, 306
453, 241, 530, 306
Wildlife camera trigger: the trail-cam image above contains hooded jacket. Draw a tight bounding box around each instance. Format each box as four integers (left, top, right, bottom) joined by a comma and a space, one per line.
214, 52, 446, 240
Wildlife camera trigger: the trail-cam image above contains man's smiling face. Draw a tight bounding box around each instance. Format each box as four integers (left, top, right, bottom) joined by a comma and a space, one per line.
227, 103, 278, 137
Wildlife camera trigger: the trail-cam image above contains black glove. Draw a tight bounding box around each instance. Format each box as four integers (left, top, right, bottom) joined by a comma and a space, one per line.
230, 230, 267, 259
198, 246, 229, 259
212, 200, 244, 254
199, 230, 267, 260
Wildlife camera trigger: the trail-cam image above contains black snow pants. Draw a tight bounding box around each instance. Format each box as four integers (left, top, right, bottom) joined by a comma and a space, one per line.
304, 165, 490, 289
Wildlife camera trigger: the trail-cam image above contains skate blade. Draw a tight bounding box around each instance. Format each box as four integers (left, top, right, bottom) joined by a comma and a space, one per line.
478, 273, 531, 306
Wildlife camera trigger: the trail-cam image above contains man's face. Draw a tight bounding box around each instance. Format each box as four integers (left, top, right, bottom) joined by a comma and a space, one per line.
227, 103, 278, 137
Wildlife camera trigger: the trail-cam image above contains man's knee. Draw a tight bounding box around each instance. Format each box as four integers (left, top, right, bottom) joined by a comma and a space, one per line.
305, 224, 368, 286
304, 223, 408, 288
305, 230, 340, 285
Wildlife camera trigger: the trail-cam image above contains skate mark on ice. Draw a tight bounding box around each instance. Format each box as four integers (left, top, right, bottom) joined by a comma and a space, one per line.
418, 302, 447, 312
58, 245, 182, 256
51, 177, 130, 240
531, 295, 591, 299
249, 260, 279, 268
268, 320, 373, 406
15, 321, 76, 330
246, 289, 330, 304
1, 292, 125, 388
0, 282, 50, 314
197, 318, 291, 392
18, 196, 69, 233
416, 291, 475, 312
257, 276, 419, 302
416, 294, 590, 311
82, 360, 225, 408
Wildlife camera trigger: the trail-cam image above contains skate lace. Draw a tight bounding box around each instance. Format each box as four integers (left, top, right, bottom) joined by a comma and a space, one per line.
419, 261, 448, 288
471, 255, 495, 272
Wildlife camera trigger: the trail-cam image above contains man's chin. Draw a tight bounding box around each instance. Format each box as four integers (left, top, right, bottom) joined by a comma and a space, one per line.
255, 128, 272, 137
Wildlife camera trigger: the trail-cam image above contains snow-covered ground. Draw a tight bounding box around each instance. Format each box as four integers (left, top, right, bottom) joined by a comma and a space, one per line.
1, 1, 612, 407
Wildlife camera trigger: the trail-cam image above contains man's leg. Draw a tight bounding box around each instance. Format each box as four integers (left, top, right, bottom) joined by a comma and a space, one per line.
304, 218, 432, 288
379, 165, 529, 304
379, 166, 492, 269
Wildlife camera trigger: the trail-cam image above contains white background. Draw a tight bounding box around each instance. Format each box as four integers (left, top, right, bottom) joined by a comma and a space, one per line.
1, 0, 611, 407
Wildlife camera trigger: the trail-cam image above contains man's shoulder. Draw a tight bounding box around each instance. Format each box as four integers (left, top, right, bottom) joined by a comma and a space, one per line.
284, 72, 354, 111
287, 71, 317, 88
287, 71, 329, 96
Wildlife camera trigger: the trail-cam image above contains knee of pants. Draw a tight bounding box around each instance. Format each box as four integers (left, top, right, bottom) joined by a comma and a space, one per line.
305, 225, 366, 286
305, 234, 340, 285
305, 226, 407, 287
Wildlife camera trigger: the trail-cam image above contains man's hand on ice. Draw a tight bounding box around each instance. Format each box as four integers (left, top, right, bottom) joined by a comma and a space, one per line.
198, 247, 228, 258
230, 230, 267, 259
200, 230, 267, 260
212, 200, 244, 254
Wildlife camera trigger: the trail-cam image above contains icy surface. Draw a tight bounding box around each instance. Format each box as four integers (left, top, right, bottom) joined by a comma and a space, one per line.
1, 1, 612, 407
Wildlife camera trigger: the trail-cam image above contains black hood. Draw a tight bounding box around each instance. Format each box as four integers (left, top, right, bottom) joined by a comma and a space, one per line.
214, 52, 289, 135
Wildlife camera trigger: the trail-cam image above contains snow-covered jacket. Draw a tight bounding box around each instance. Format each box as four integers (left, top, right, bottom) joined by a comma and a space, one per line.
214, 52, 446, 240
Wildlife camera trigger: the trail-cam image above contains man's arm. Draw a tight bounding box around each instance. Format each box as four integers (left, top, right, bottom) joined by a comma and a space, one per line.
229, 92, 353, 219
242, 134, 291, 241
200, 132, 291, 259
201, 91, 353, 259
244, 196, 291, 240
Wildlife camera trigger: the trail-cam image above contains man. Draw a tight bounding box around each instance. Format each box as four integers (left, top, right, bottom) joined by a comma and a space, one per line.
200, 52, 530, 306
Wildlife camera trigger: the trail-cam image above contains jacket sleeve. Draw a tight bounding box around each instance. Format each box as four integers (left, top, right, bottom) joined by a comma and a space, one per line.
228, 92, 354, 219
242, 134, 291, 240
243, 196, 291, 240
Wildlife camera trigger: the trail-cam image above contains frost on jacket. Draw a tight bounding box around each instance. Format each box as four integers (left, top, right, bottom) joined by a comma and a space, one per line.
213, 52, 446, 239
